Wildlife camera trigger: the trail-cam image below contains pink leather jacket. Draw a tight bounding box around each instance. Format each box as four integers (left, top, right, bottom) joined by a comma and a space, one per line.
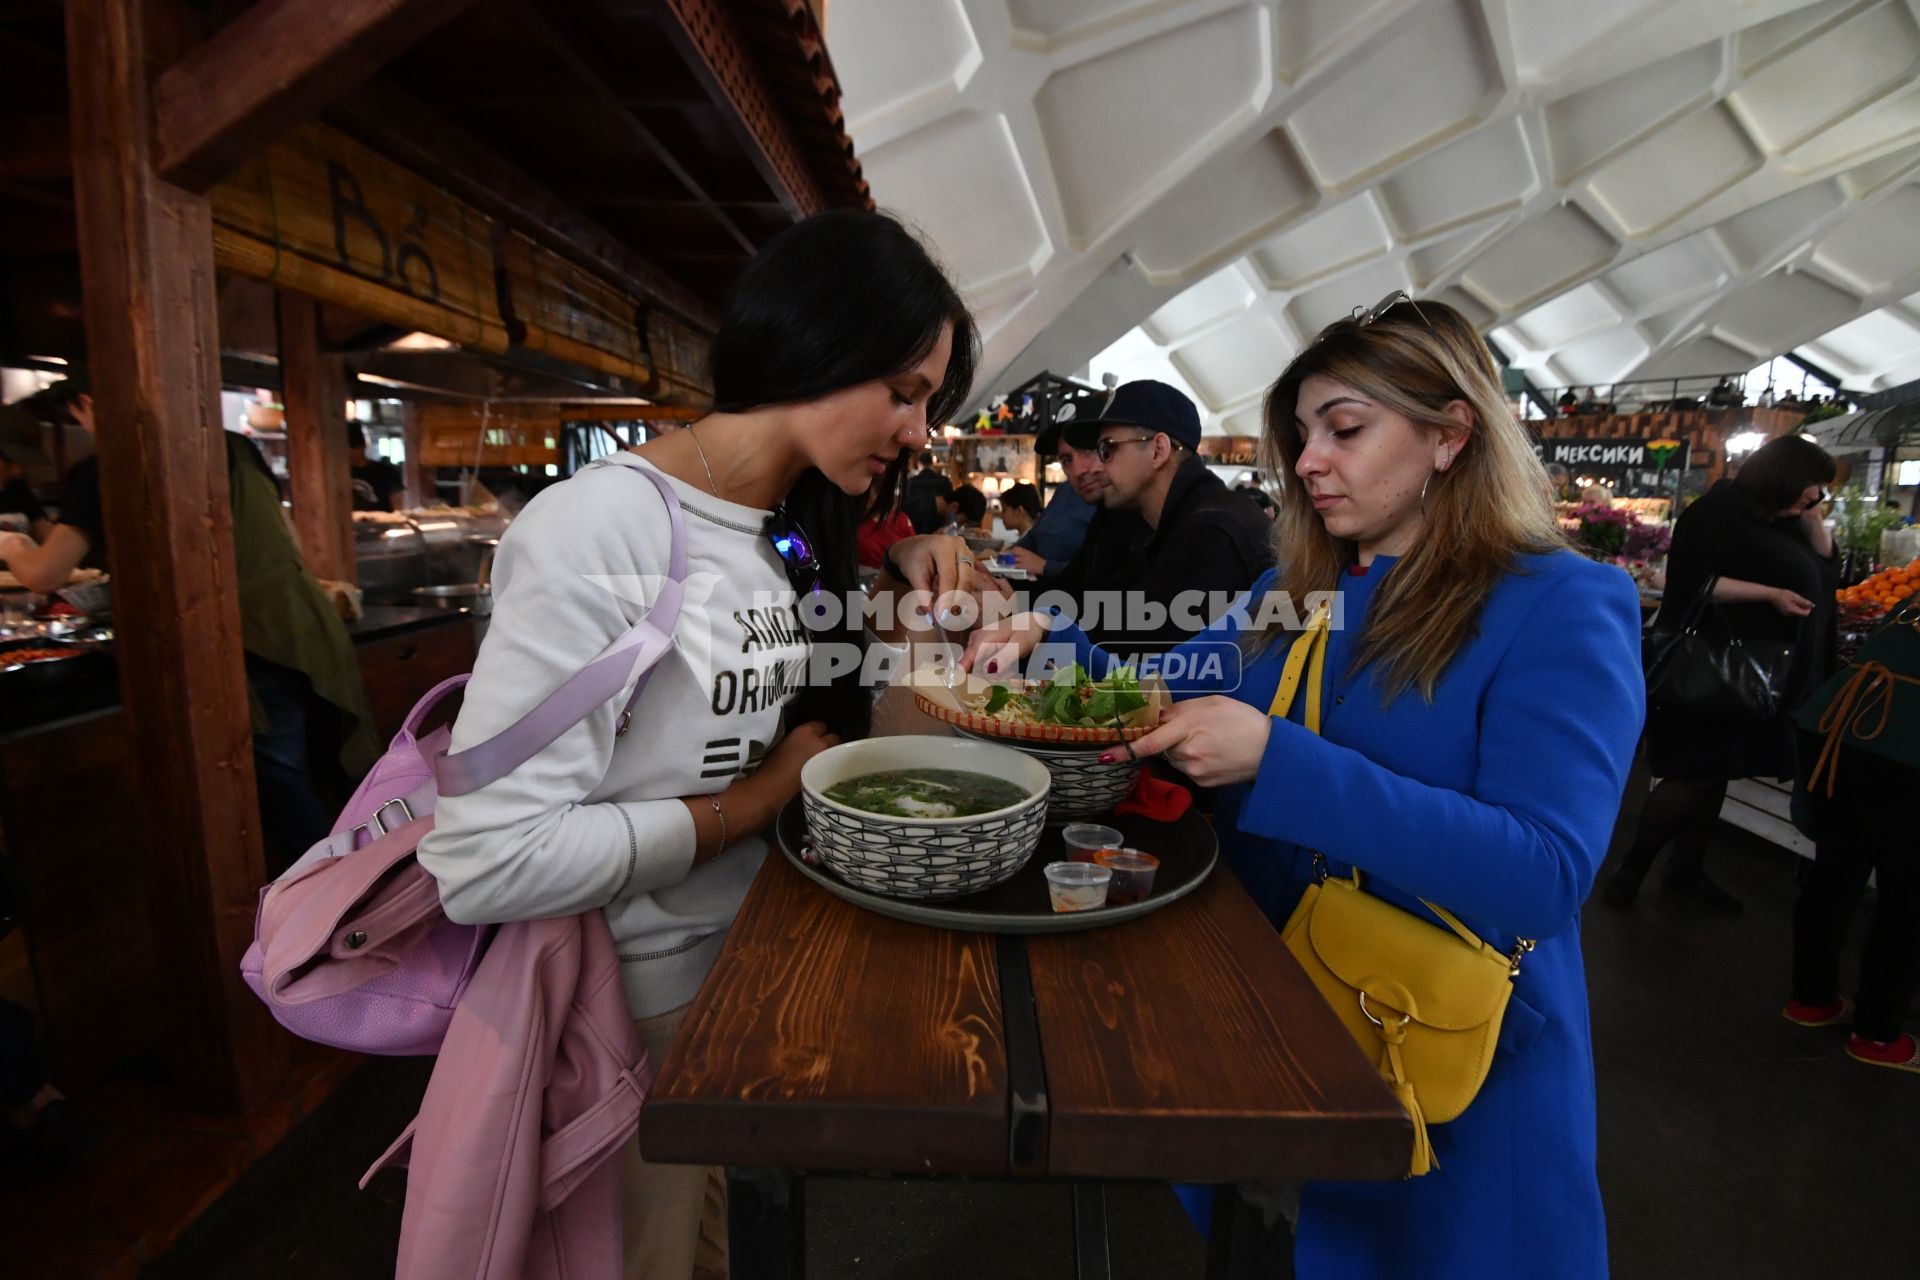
263, 843, 651, 1280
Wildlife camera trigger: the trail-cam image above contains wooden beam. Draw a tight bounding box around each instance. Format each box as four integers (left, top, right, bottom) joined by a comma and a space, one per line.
511, 2, 757, 256
65, 0, 286, 1114
647, 0, 827, 219
328, 81, 719, 334
278, 291, 357, 581
153, 0, 478, 193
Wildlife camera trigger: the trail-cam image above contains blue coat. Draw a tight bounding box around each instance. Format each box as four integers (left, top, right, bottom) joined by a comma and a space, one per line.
1055, 550, 1644, 1279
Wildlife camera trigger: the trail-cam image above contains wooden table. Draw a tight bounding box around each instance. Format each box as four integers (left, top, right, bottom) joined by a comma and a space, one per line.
641, 830, 1412, 1277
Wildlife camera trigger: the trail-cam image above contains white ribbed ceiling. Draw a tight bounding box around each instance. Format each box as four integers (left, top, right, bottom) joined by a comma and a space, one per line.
830, 0, 1920, 433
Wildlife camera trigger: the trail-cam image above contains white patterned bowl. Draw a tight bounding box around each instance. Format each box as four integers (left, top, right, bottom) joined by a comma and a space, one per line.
800, 736, 1051, 900
948, 725, 1144, 820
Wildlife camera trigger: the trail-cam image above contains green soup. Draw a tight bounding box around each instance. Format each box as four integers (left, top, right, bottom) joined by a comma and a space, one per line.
823, 768, 1029, 819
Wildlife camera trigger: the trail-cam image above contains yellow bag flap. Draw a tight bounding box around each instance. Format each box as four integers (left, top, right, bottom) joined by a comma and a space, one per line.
1303, 877, 1512, 1031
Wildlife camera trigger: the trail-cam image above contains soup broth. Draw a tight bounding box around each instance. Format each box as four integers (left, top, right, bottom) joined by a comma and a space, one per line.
823, 768, 1029, 819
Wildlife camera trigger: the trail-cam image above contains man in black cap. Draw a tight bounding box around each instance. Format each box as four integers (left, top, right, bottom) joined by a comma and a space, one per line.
1045, 379, 1272, 654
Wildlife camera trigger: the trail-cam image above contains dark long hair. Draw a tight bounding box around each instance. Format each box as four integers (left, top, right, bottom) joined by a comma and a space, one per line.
709, 210, 978, 739
1730, 435, 1835, 512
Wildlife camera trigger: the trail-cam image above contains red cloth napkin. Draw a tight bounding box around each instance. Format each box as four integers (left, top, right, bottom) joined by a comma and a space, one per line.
1113, 769, 1191, 821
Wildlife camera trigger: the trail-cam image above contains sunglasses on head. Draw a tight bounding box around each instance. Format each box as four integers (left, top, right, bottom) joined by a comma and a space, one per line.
766, 505, 823, 595
1352, 290, 1432, 329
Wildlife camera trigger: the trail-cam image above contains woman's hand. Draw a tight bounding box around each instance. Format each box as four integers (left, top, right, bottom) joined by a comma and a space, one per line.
727, 720, 839, 831
685, 721, 840, 864
875, 534, 1011, 643
1767, 586, 1815, 617
1713, 576, 1815, 616
1105, 696, 1271, 788
883, 534, 991, 602
1800, 504, 1836, 558
1007, 547, 1047, 575
757, 720, 840, 793
959, 611, 1053, 676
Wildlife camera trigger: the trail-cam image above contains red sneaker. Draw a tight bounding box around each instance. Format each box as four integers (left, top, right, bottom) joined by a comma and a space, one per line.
1847, 1033, 1920, 1075
1782, 997, 1852, 1027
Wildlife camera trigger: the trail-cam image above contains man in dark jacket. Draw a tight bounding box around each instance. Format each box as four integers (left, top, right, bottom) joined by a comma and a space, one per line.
1044, 380, 1272, 655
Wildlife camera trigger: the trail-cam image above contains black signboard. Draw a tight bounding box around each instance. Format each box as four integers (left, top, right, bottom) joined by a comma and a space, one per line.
1532, 436, 1690, 471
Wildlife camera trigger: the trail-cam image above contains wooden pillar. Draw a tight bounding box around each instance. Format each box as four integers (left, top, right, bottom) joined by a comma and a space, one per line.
65, 0, 285, 1114
277, 291, 356, 580
400, 400, 427, 507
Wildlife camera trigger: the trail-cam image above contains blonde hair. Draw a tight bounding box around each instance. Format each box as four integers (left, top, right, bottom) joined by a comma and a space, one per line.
1248, 299, 1565, 702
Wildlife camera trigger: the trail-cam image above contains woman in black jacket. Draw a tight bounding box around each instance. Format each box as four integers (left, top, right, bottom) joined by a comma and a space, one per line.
1604, 435, 1838, 913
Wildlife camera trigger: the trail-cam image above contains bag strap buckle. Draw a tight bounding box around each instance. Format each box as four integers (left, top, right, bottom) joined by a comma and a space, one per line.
350, 797, 417, 848
1508, 937, 1536, 976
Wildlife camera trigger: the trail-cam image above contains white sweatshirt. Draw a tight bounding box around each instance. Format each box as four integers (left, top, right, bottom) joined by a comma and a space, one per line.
417, 453, 814, 1018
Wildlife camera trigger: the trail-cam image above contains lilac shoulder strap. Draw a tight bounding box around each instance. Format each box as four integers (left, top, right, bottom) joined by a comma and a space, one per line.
434, 462, 690, 797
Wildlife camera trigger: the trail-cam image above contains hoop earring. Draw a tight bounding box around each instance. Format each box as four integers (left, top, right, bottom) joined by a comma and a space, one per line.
1420, 470, 1435, 515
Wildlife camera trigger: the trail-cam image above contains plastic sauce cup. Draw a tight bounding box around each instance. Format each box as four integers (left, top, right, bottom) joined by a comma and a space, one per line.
1096, 849, 1160, 904
1045, 861, 1112, 913
1061, 823, 1124, 863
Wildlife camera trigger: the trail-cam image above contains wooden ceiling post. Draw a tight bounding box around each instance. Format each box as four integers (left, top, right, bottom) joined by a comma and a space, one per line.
277, 291, 357, 581
65, 0, 285, 1114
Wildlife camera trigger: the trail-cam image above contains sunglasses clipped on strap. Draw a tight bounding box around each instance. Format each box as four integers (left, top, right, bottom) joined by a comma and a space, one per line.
766, 505, 823, 596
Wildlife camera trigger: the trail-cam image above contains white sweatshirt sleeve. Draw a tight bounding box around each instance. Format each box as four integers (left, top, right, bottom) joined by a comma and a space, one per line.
417, 468, 698, 926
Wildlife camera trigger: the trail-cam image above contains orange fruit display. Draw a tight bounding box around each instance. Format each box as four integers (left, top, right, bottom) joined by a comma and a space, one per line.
1837, 558, 1920, 618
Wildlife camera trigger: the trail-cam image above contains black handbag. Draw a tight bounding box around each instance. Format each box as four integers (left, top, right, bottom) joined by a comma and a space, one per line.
1643, 576, 1798, 724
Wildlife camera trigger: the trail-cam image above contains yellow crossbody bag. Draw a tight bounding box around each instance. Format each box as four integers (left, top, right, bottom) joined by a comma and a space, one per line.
1272, 605, 1533, 1177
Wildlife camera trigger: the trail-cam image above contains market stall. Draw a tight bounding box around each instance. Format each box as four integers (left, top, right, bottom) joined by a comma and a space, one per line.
0, 0, 869, 1269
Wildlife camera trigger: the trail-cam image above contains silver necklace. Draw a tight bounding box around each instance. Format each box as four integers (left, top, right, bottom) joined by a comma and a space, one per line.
687, 424, 722, 500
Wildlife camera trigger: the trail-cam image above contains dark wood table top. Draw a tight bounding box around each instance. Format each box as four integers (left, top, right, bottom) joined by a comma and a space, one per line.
642, 851, 1012, 1175
1028, 867, 1412, 1182
642, 827, 1412, 1184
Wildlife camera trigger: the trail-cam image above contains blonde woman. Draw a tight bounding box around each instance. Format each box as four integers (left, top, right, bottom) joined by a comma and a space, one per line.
963, 297, 1642, 1279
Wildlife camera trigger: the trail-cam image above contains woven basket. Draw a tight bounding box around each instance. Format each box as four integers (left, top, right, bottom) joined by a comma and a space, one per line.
799, 737, 1051, 901
912, 692, 1151, 746
947, 724, 1143, 820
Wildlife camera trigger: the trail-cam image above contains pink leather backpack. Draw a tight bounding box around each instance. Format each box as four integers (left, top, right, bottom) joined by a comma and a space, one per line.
240, 464, 687, 1054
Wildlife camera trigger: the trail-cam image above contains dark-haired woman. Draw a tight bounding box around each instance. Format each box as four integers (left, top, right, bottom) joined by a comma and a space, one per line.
419, 210, 983, 1279
1604, 435, 1838, 913
964, 297, 1641, 1278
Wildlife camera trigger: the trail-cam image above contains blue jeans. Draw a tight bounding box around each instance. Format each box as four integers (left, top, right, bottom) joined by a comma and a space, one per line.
247, 656, 338, 874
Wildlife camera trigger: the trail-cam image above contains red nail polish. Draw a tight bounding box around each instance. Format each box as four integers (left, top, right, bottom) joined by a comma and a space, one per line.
1097, 752, 1116, 765
986, 660, 998, 674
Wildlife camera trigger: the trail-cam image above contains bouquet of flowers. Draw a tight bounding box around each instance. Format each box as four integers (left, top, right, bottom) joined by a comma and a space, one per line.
1570, 501, 1630, 558
1571, 501, 1671, 573
1622, 517, 1672, 563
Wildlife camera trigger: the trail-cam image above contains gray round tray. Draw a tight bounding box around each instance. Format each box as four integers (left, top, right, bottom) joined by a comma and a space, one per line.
775, 798, 1217, 933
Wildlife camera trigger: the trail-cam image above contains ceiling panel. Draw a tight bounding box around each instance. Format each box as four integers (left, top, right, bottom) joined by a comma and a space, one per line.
829, 0, 1920, 425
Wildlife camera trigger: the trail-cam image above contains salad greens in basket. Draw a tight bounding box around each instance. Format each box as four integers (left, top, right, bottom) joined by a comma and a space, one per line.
978, 664, 1153, 728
